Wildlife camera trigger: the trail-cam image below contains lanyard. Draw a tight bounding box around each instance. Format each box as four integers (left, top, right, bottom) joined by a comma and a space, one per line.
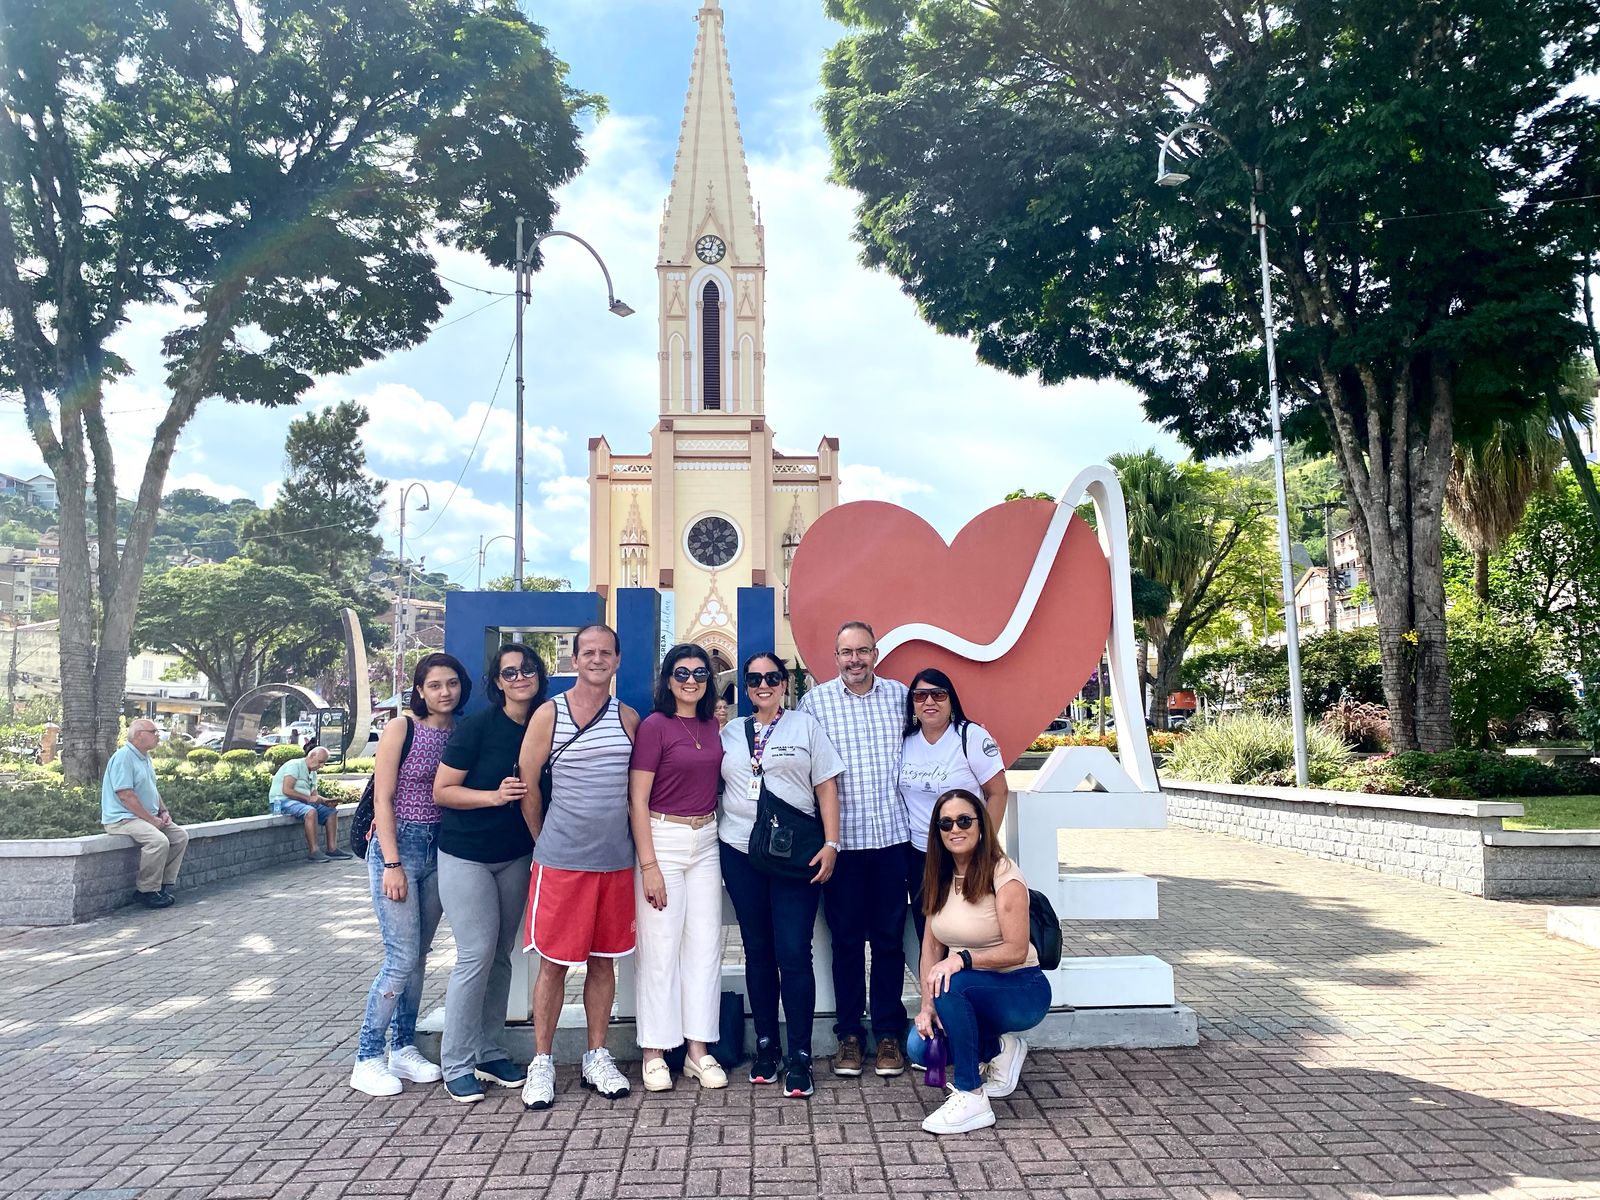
750, 711, 783, 775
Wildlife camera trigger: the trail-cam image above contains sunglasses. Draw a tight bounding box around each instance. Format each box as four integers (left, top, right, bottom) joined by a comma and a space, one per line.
937, 814, 978, 832
671, 666, 711, 683
744, 670, 785, 688
911, 688, 950, 703
498, 665, 541, 682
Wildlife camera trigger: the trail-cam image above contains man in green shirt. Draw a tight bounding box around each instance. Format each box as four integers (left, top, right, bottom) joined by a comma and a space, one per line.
269, 746, 350, 862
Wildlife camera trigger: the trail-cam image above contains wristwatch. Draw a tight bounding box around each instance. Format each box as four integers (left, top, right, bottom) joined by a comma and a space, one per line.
824, 840, 843, 853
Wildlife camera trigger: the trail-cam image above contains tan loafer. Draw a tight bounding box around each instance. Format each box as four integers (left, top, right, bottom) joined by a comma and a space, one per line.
641, 1057, 673, 1092
684, 1054, 728, 1089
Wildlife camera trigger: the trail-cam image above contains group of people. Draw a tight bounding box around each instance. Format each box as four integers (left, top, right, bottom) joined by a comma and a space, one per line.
348, 620, 1053, 1135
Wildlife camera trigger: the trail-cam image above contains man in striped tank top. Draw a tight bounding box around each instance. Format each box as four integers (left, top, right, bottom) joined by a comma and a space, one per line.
517, 623, 641, 1108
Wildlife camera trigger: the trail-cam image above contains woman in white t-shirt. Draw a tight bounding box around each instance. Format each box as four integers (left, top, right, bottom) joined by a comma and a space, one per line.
909, 788, 1049, 1136
897, 668, 1009, 932
718, 653, 844, 1101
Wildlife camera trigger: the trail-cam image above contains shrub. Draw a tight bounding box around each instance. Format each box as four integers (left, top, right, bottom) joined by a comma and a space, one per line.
153, 758, 181, 777
220, 749, 259, 766
1318, 697, 1391, 752
186, 748, 221, 765
342, 757, 376, 774
1167, 711, 1352, 787
263, 743, 306, 767
1323, 749, 1600, 799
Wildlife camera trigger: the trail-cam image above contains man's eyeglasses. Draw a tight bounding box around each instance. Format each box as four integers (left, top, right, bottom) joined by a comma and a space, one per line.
837, 648, 875, 659
911, 688, 950, 703
936, 814, 978, 832
744, 670, 785, 688
671, 666, 711, 683
498, 665, 541, 682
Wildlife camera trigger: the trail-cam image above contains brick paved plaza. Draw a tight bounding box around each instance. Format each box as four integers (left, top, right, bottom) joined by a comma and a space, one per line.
2, 826, 1598, 1200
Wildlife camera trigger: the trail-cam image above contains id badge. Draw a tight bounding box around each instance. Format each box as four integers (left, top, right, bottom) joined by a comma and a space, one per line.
747, 776, 762, 802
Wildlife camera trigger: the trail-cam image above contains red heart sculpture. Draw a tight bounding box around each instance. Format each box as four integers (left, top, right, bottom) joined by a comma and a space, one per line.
789, 499, 1112, 764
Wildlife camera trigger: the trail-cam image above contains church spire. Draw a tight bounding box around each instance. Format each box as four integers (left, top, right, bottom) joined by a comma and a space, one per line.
659, 0, 762, 267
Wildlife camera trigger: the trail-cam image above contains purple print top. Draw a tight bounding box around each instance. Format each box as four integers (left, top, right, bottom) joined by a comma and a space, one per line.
392, 720, 452, 824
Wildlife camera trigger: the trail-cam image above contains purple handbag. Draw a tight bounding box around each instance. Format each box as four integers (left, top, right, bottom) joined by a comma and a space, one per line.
922, 1028, 949, 1089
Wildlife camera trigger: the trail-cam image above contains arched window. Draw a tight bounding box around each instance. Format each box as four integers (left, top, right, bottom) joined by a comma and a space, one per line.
701, 280, 722, 410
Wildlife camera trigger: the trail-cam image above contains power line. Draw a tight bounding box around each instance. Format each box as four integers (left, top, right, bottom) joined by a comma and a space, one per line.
437, 271, 515, 297
431, 293, 510, 330
409, 331, 517, 541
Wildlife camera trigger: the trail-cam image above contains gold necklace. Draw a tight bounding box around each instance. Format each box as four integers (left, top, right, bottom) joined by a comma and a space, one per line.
676, 715, 702, 750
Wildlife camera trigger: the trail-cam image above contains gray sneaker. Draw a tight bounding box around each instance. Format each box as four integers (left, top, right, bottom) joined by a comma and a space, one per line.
580, 1047, 630, 1099
521, 1054, 555, 1110
306, 851, 331, 863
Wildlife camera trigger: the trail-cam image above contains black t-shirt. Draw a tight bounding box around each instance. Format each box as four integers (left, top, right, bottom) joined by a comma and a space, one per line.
437, 707, 534, 863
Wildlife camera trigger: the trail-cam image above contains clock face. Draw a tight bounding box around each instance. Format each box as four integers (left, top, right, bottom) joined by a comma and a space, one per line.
695, 234, 727, 264
686, 515, 740, 569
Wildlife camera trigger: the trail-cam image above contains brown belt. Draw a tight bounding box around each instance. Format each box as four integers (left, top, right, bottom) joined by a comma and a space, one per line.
650, 810, 716, 829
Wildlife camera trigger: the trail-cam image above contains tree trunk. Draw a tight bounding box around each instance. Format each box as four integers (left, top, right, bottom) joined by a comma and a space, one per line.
1320, 361, 1454, 752
1474, 547, 1490, 604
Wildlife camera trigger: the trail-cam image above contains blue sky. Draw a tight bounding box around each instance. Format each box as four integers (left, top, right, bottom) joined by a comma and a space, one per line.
0, 1, 1180, 587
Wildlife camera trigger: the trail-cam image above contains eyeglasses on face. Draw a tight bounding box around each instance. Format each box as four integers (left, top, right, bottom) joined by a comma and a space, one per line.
937, 814, 977, 832
498, 665, 541, 682
836, 647, 875, 659
744, 670, 785, 688
671, 666, 711, 683
911, 688, 950, 703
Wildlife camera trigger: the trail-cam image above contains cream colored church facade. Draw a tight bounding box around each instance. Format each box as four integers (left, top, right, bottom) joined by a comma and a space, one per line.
587, 0, 838, 674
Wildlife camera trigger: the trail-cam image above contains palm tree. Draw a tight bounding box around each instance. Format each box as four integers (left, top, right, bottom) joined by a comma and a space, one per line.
1444, 413, 1563, 602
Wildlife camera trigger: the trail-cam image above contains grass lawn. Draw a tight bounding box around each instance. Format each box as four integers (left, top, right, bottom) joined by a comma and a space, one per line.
1501, 795, 1600, 831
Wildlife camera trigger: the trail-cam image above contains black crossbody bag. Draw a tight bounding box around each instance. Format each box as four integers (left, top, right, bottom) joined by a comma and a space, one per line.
744, 717, 825, 880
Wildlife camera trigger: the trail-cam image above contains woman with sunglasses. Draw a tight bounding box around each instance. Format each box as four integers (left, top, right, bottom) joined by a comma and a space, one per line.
431, 643, 546, 1103
718, 653, 844, 1099
898, 668, 1008, 935
628, 644, 727, 1092
911, 788, 1049, 1135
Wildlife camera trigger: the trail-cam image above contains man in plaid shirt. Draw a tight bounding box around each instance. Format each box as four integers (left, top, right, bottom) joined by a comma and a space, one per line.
799, 621, 911, 1078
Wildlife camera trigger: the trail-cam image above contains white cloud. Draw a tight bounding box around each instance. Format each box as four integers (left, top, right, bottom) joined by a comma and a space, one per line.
539, 475, 589, 512
839, 464, 934, 506
165, 473, 250, 502
570, 541, 590, 564
345, 382, 567, 479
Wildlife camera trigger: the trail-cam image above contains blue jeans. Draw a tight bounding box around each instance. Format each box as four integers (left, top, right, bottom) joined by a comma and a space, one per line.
720, 841, 823, 1058
356, 821, 443, 1061
907, 966, 1050, 1092
823, 843, 910, 1042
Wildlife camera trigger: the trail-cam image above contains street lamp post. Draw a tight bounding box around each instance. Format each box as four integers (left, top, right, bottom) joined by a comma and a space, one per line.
393, 482, 431, 706
1156, 120, 1309, 787
513, 219, 634, 589
477, 532, 519, 590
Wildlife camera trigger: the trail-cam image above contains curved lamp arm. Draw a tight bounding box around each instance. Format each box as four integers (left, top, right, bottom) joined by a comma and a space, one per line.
1155, 120, 1245, 189
527, 229, 634, 317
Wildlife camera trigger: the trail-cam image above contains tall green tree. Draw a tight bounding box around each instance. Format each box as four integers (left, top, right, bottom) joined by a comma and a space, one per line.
1444, 414, 1561, 602
135, 559, 349, 708
243, 400, 384, 586
820, 0, 1598, 750
0, 0, 597, 783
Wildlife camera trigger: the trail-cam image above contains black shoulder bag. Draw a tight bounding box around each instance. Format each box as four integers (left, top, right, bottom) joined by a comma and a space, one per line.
538, 696, 610, 815
351, 716, 416, 859
744, 717, 825, 881
1028, 888, 1064, 971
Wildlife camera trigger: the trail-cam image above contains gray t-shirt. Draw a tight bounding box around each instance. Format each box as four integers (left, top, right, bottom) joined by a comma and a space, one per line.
718, 710, 845, 854
532, 695, 634, 872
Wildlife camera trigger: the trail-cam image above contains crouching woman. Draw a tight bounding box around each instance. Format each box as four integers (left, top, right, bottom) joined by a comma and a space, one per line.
910, 788, 1050, 1135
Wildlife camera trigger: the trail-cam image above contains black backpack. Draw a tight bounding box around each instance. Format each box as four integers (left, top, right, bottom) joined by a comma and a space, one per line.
1029, 888, 1063, 971
350, 717, 415, 860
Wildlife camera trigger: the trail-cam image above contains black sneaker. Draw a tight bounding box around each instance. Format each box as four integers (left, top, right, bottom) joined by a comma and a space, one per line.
784, 1052, 814, 1099
136, 890, 174, 909
155, 890, 178, 905
445, 1074, 485, 1104
323, 848, 353, 860
749, 1038, 781, 1085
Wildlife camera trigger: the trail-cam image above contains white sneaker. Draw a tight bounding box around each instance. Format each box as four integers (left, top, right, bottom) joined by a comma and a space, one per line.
388, 1045, 443, 1084
349, 1056, 403, 1097
522, 1054, 556, 1110
581, 1047, 631, 1099
982, 1034, 1027, 1099
922, 1088, 995, 1135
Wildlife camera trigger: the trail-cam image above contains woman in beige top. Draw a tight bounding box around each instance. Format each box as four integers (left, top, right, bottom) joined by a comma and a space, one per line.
910, 788, 1051, 1135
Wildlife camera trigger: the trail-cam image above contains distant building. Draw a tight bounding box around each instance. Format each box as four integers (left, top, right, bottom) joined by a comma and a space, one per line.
1269, 528, 1377, 645
125, 650, 217, 732
0, 472, 26, 498
22, 474, 57, 509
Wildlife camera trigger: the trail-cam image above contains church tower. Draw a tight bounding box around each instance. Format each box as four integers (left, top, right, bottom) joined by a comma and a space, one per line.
588, 0, 839, 675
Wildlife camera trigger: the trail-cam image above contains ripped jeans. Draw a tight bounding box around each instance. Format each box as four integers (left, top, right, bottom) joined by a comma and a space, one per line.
356, 821, 443, 1061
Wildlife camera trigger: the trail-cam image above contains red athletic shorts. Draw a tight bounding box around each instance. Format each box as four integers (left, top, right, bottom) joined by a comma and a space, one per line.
523, 864, 637, 966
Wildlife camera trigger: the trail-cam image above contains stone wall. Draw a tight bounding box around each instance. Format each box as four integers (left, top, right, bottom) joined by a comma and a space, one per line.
0, 803, 358, 927
1163, 781, 1598, 900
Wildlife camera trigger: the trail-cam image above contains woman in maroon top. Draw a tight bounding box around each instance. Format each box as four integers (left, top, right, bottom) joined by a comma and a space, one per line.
628, 643, 726, 1092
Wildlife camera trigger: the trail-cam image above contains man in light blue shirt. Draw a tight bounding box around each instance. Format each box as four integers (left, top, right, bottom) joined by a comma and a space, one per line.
269, 746, 350, 862
101, 720, 189, 909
